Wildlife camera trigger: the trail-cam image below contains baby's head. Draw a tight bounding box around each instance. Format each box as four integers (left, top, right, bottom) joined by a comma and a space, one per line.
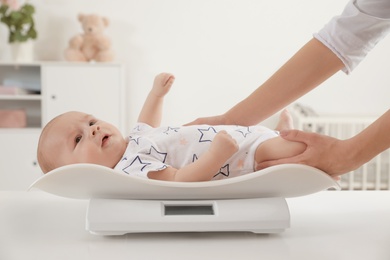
37, 111, 127, 173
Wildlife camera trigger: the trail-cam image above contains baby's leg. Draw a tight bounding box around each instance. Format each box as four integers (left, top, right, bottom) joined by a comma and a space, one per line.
254, 136, 306, 166
275, 109, 294, 131
254, 109, 304, 167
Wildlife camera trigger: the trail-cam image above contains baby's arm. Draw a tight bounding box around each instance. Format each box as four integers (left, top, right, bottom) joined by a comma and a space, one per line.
137, 73, 175, 127
148, 131, 239, 182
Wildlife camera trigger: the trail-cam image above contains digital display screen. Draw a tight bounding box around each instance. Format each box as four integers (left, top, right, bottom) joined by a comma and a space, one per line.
164, 205, 215, 216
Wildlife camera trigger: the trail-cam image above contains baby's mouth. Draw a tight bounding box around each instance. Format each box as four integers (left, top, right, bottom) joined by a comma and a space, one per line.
101, 135, 110, 146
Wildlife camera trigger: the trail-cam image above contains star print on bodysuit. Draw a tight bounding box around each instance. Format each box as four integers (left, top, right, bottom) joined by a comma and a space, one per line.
147, 146, 168, 163
122, 156, 151, 174
132, 125, 142, 132
163, 126, 180, 135
236, 126, 251, 137
129, 135, 140, 145
198, 127, 217, 142
214, 164, 230, 178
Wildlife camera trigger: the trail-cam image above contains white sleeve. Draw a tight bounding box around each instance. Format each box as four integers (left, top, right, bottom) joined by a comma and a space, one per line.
314, 0, 390, 74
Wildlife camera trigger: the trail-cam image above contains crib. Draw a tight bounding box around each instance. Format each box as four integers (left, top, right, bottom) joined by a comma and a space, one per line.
291, 104, 390, 190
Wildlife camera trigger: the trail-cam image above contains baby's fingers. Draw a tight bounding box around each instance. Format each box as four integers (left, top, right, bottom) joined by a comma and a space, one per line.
164, 74, 175, 88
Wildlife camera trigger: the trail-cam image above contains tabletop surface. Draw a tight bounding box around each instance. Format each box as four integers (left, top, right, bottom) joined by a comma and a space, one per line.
1, 190, 390, 260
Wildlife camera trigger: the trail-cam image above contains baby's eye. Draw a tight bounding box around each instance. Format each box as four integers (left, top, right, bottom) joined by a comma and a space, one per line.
89, 121, 96, 126
75, 136, 82, 144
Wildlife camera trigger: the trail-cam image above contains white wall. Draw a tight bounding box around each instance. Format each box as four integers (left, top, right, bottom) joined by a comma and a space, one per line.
1, 0, 389, 129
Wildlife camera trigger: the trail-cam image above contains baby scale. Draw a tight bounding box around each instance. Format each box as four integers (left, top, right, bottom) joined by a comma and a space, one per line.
30, 164, 339, 235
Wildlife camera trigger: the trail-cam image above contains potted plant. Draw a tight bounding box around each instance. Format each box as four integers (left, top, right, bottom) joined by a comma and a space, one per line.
0, 1, 38, 61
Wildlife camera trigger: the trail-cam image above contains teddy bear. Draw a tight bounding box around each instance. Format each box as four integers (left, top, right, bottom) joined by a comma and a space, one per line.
64, 14, 114, 62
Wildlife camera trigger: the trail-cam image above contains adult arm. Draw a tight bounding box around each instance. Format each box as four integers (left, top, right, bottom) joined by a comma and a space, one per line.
221, 38, 344, 126
137, 73, 175, 127
186, 0, 390, 177
188, 38, 344, 126
253, 0, 390, 175
257, 110, 390, 176
187, 0, 390, 127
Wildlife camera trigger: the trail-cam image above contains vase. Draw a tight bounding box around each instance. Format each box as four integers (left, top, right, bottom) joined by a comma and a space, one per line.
10, 41, 34, 62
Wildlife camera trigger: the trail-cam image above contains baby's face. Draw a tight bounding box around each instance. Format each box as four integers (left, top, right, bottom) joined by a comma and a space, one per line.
41, 111, 127, 171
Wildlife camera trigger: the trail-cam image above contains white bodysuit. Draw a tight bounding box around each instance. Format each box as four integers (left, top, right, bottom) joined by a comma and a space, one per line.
114, 123, 278, 180
314, 0, 390, 74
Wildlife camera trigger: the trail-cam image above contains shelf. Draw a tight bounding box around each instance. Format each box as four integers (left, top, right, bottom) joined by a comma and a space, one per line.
0, 128, 41, 134
0, 64, 42, 128
0, 94, 41, 101
0, 99, 41, 128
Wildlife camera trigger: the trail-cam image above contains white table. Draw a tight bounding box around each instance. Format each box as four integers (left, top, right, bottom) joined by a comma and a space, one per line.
1, 191, 390, 260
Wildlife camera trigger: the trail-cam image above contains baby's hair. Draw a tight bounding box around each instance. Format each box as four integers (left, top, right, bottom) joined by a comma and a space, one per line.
36, 114, 64, 174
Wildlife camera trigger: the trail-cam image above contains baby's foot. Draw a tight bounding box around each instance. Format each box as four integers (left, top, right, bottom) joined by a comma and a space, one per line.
275, 109, 294, 131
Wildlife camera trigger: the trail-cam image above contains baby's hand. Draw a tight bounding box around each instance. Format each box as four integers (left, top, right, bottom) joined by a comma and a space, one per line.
209, 131, 239, 162
152, 73, 175, 97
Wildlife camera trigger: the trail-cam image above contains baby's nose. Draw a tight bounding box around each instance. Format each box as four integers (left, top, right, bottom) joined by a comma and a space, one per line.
92, 125, 100, 136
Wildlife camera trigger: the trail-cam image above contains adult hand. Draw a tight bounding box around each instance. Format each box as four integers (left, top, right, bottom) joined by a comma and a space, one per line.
184, 114, 227, 126
256, 129, 358, 178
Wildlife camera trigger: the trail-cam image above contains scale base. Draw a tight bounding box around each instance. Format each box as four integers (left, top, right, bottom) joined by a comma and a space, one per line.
86, 197, 290, 235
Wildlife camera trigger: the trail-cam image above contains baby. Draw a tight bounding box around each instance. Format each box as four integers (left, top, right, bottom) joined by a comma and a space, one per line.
37, 73, 306, 182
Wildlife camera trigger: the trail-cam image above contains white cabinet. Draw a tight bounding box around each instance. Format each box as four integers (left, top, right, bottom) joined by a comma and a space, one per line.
0, 62, 125, 190
0, 130, 41, 190
41, 64, 125, 129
